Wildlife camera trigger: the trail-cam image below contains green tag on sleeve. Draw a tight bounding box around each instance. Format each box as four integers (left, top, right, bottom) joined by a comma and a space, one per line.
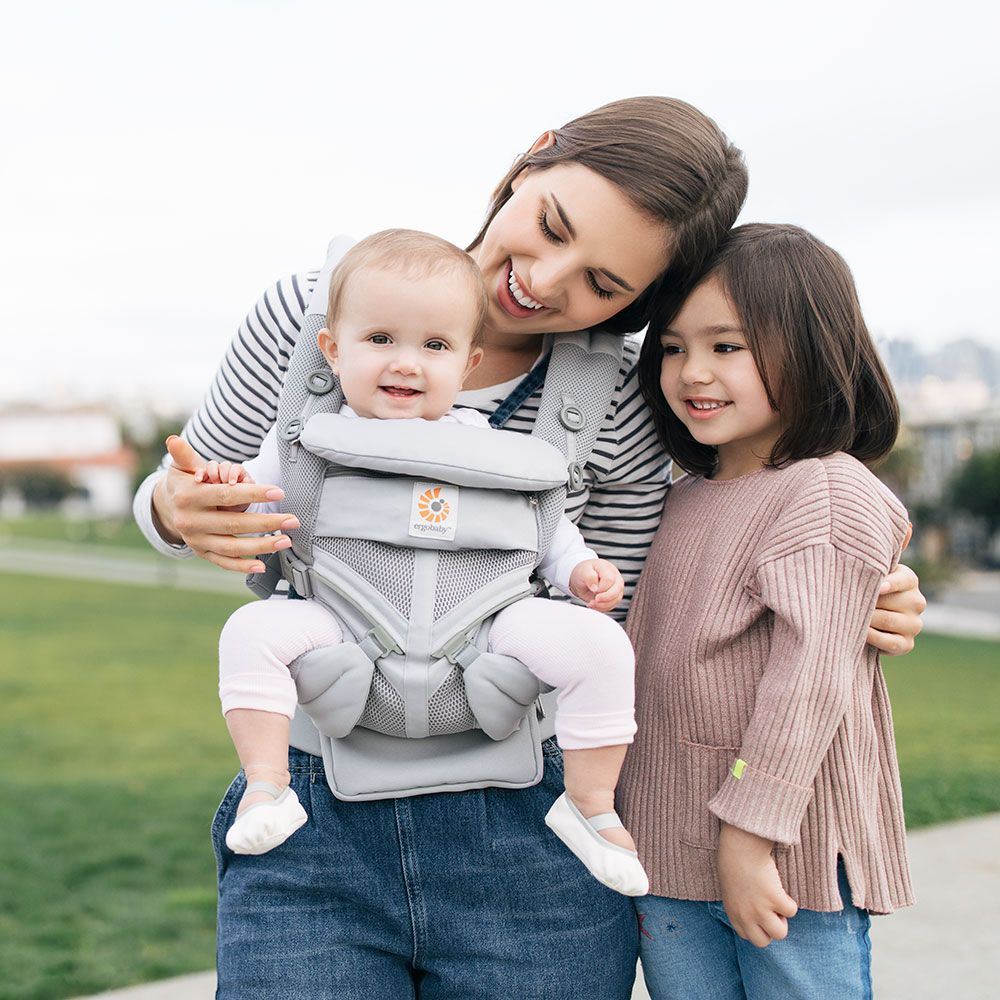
731, 758, 747, 780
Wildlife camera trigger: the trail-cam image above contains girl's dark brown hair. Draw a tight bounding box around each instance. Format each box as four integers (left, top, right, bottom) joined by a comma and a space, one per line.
467, 97, 748, 335
639, 223, 900, 475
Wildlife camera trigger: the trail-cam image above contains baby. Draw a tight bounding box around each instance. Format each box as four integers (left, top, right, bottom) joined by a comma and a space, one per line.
186, 230, 647, 895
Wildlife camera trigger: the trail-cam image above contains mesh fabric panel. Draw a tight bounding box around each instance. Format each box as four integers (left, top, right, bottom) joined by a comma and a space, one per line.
433, 549, 535, 620
535, 489, 569, 563
357, 669, 407, 736
314, 537, 414, 619
427, 666, 478, 734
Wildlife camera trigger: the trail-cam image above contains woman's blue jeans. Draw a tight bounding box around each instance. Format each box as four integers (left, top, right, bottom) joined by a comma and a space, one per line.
636, 861, 872, 1000
212, 741, 638, 999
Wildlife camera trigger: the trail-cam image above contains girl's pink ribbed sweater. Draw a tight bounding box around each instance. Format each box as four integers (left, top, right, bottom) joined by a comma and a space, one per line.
618, 452, 914, 913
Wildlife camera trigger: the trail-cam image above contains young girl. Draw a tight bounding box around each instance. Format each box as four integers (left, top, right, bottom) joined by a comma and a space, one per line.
621, 224, 914, 999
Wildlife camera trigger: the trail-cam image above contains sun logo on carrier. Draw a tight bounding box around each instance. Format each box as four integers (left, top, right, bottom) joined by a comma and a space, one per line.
417, 486, 451, 524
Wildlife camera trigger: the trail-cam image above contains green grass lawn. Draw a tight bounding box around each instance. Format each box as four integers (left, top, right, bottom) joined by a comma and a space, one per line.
0, 571, 998, 999
0, 515, 149, 550
0, 573, 248, 1000
882, 632, 1000, 827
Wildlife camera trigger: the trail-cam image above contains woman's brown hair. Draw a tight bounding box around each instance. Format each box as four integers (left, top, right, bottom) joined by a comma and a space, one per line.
467, 97, 748, 335
639, 223, 900, 475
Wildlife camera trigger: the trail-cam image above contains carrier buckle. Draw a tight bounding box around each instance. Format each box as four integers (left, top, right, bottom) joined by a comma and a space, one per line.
438, 630, 482, 669
279, 551, 313, 599
567, 461, 585, 494
358, 628, 396, 662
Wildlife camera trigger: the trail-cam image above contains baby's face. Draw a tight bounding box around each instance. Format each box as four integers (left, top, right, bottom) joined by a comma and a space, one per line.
318, 267, 483, 420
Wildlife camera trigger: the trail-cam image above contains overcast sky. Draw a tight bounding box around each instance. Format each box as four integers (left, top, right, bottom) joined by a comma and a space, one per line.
2, 0, 997, 408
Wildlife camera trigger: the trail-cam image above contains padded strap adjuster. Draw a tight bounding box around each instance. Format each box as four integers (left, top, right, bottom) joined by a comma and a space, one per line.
559, 403, 585, 431
306, 370, 335, 395
281, 417, 304, 441
567, 461, 585, 494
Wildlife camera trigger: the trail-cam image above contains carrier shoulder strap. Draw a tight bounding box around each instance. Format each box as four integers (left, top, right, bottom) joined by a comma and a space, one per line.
528, 329, 625, 559
246, 236, 353, 599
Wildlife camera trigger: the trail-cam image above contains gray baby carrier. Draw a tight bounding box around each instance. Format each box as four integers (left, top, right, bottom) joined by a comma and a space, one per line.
249, 238, 623, 800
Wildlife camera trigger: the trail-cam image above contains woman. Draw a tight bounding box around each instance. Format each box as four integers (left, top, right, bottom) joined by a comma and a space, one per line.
136, 98, 924, 999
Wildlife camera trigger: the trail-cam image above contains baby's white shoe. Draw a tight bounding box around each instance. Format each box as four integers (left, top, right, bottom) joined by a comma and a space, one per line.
544, 792, 649, 897
225, 781, 308, 855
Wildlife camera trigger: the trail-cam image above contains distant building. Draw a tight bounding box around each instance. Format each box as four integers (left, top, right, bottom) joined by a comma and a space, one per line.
881, 337, 1000, 413
0, 406, 136, 517
897, 375, 991, 423
905, 407, 1000, 505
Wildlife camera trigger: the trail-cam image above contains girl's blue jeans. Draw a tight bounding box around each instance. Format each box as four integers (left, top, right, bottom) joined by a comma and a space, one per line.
636, 861, 872, 1000
212, 742, 638, 999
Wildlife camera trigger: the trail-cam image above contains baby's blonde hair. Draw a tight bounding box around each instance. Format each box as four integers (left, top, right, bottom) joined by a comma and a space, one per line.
326, 229, 488, 348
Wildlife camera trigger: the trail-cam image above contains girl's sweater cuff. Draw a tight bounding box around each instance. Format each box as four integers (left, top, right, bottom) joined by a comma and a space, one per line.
707, 762, 813, 847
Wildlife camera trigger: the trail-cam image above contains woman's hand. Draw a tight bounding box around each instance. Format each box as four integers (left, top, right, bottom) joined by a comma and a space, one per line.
868, 526, 927, 656
151, 436, 300, 573
718, 823, 798, 948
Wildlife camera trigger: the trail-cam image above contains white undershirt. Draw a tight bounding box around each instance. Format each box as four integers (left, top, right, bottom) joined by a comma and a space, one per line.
455, 341, 549, 410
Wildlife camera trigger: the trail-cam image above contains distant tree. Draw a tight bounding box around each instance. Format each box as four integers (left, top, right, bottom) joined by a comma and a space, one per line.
121, 418, 187, 493
877, 438, 920, 500
0, 466, 87, 507
947, 449, 1000, 538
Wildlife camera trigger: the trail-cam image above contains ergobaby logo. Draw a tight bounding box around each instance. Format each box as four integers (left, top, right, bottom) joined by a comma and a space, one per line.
409, 482, 458, 541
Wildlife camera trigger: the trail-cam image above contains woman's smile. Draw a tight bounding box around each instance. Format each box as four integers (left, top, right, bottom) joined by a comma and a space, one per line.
496, 260, 550, 318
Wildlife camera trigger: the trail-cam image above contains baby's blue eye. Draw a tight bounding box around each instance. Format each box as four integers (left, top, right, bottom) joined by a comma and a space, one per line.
425, 340, 448, 351
370, 333, 391, 344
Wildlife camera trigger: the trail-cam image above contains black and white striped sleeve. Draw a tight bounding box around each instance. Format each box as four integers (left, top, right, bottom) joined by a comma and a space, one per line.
571, 339, 671, 622
132, 271, 319, 557
183, 272, 318, 462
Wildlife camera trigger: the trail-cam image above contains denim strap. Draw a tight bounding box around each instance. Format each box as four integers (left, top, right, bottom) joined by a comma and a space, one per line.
488, 352, 551, 429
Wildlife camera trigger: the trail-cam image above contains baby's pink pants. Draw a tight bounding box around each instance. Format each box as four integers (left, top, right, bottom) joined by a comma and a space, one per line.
218, 596, 636, 749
